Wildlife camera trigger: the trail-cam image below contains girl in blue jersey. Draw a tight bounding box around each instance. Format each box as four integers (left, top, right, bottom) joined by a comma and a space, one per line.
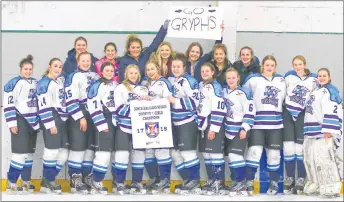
242, 55, 286, 195
3, 55, 39, 193
36, 58, 69, 194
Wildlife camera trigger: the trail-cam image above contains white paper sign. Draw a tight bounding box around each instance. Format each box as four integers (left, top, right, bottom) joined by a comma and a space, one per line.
130, 98, 173, 149
167, 6, 223, 40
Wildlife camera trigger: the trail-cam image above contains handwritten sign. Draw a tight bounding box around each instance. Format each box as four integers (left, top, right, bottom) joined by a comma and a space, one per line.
167, 6, 223, 40
130, 98, 173, 149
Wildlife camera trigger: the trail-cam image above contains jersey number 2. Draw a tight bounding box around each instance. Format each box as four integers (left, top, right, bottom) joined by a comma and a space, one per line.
333, 105, 337, 114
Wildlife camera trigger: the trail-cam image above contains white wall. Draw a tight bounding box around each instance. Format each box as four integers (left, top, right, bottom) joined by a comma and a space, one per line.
1, 1, 343, 181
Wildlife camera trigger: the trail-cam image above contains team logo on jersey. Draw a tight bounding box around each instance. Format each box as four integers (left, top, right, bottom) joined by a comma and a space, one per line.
145, 122, 159, 138
148, 91, 157, 98
158, 82, 164, 87
58, 89, 66, 107
305, 95, 315, 114
224, 98, 234, 118
290, 85, 310, 106
178, 79, 185, 87
261, 86, 280, 107
106, 91, 115, 107
27, 89, 38, 107
128, 92, 139, 101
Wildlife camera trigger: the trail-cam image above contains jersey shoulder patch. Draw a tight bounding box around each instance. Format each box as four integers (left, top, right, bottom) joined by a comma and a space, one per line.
182, 73, 199, 90
4, 76, 22, 93
309, 73, 317, 78
87, 81, 101, 99
159, 77, 173, 93
237, 86, 253, 100
64, 72, 77, 87
211, 80, 224, 97
36, 76, 52, 95
284, 70, 297, 78
242, 73, 260, 85
324, 84, 342, 104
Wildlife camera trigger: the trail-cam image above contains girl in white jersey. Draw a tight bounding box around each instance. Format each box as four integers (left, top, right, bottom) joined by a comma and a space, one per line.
3, 55, 39, 193
197, 62, 227, 195
113, 64, 150, 195
242, 55, 286, 195
87, 62, 118, 194
168, 53, 201, 194
223, 68, 256, 196
303, 68, 343, 197
283, 56, 317, 194
64, 52, 100, 194
144, 57, 175, 194
36, 58, 69, 194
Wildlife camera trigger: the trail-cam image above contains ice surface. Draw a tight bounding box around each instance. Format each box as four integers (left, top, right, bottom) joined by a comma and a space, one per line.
2, 193, 343, 201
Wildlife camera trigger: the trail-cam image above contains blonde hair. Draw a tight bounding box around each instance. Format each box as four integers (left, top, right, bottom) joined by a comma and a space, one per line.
201, 62, 216, 85
145, 55, 161, 87
225, 67, 240, 85
260, 55, 277, 75
122, 64, 141, 92
292, 55, 310, 76
152, 41, 175, 77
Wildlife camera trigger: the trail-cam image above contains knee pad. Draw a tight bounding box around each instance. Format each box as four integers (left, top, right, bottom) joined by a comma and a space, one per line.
43, 148, 59, 167
171, 149, 184, 169
93, 151, 111, 173
295, 143, 303, 160
114, 151, 130, 170
83, 149, 94, 162
131, 150, 145, 169
145, 149, 154, 158
266, 149, 281, 171
68, 150, 85, 169
228, 153, 245, 168
202, 152, 212, 166
10, 153, 28, 170
57, 148, 69, 164
155, 149, 172, 165
210, 153, 225, 165
181, 150, 199, 168
246, 146, 263, 168
283, 141, 296, 162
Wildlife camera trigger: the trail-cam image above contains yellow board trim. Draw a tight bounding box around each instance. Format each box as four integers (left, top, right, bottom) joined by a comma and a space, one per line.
2, 179, 343, 194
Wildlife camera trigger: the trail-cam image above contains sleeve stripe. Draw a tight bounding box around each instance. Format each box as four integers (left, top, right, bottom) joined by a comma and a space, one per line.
4, 107, 16, 112
66, 99, 79, 106
42, 117, 54, 124
38, 107, 53, 114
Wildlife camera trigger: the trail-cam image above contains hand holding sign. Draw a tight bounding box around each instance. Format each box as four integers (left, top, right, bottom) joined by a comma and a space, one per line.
167, 6, 224, 40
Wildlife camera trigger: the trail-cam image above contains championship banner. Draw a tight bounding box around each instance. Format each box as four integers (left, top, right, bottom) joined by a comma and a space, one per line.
167, 6, 223, 40
130, 98, 173, 149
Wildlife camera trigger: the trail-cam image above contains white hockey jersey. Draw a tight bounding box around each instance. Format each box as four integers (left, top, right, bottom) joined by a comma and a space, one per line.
223, 86, 256, 139
36, 76, 68, 130
87, 80, 118, 132
168, 73, 199, 126
304, 84, 343, 141
114, 83, 149, 134
64, 70, 100, 120
3, 76, 40, 130
242, 73, 286, 129
284, 70, 317, 120
197, 80, 226, 133
146, 77, 174, 99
